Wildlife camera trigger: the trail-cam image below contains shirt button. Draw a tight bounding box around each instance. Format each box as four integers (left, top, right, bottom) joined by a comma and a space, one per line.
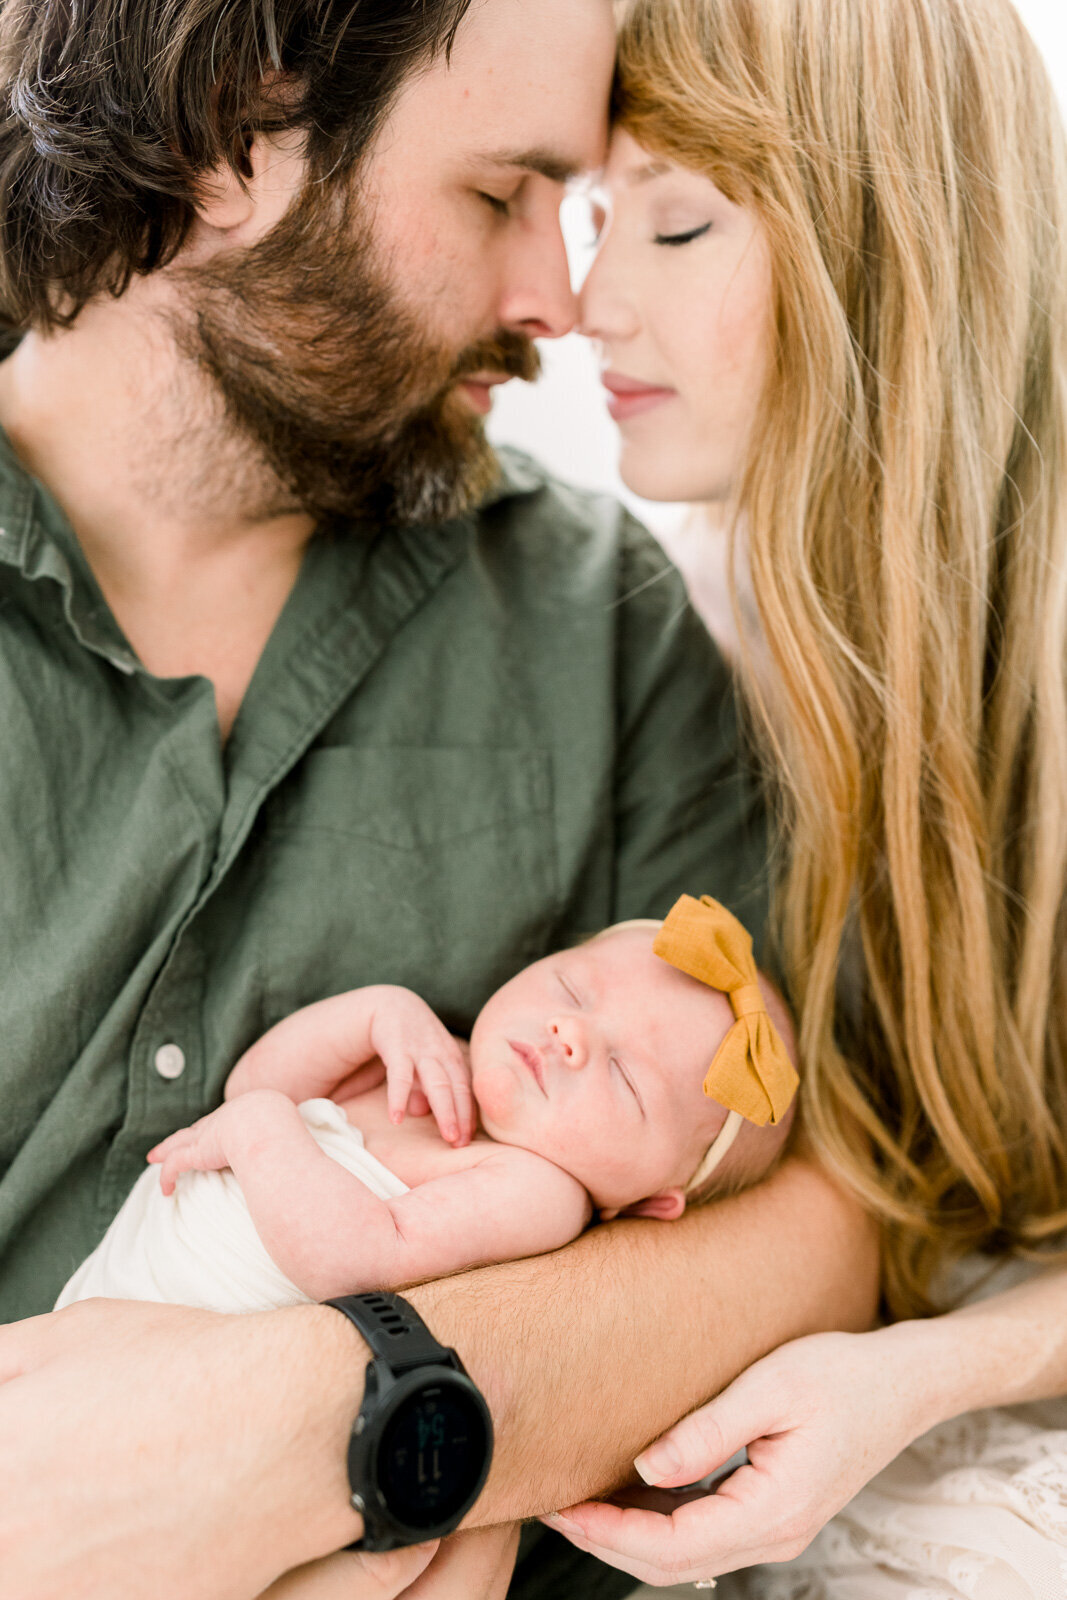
154, 1043, 186, 1081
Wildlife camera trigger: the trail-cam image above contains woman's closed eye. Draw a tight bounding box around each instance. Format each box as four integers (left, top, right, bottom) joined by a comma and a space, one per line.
654, 222, 712, 247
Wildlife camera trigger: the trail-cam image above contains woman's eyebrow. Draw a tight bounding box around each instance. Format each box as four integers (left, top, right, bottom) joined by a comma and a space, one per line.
627, 160, 671, 187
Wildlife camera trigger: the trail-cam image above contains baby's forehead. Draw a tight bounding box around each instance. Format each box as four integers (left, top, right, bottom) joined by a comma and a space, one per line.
577, 925, 730, 1016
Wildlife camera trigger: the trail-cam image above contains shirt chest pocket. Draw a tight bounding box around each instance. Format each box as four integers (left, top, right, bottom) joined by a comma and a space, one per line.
245, 746, 559, 1027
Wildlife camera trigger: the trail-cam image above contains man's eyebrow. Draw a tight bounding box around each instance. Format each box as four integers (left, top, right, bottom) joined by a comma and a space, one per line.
482, 148, 585, 184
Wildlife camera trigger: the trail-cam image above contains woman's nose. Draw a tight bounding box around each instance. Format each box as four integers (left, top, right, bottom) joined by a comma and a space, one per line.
578, 241, 641, 344
547, 1015, 589, 1070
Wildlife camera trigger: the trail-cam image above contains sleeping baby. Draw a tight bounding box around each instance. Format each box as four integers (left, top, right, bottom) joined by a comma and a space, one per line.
56, 894, 799, 1312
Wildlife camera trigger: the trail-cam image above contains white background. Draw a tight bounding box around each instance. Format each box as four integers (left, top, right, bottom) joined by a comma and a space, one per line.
487, 0, 1066, 538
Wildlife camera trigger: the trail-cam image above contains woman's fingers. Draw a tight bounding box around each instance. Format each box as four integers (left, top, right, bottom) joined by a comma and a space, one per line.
635, 1375, 774, 1489
547, 1479, 789, 1587
544, 1502, 723, 1587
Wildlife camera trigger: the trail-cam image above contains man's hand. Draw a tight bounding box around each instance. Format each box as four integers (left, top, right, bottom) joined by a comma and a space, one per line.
255, 1528, 517, 1600
258, 1546, 439, 1599
0, 1299, 370, 1600
401, 1526, 520, 1599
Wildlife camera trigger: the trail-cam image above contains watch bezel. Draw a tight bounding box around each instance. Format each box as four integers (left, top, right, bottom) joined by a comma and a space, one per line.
347, 1361, 494, 1551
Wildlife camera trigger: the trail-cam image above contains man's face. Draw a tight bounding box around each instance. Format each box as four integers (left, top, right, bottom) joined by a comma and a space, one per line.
175, 0, 614, 526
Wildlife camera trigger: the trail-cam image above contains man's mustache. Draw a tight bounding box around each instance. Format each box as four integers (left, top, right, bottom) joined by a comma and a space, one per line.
450, 329, 542, 386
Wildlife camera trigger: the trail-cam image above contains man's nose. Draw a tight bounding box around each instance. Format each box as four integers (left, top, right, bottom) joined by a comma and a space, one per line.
497, 215, 579, 341
547, 1015, 589, 1070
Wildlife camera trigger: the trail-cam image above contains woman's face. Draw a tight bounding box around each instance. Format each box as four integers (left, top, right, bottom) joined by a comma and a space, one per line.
580, 129, 773, 507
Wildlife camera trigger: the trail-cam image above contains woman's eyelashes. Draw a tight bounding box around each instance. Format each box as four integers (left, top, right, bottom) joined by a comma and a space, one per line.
654, 221, 712, 247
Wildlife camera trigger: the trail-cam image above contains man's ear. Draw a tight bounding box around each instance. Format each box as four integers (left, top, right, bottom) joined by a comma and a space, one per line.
196, 157, 256, 230
194, 124, 307, 234
602, 1188, 687, 1223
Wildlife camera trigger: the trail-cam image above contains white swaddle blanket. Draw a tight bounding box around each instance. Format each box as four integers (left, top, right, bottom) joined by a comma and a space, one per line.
55, 1099, 409, 1314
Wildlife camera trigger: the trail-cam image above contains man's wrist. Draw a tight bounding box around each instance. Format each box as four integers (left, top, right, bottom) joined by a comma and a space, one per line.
285, 1304, 371, 1553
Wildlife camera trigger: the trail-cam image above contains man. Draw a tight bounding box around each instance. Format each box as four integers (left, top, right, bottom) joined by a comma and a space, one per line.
0, 0, 877, 1595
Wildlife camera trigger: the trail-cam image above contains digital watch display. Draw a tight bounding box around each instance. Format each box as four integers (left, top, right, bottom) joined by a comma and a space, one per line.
325, 1292, 494, 1551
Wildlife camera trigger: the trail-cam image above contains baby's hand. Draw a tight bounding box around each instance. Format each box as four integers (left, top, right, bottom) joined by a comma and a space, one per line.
147, 1093, 281, 1195
369, 990, 475, 1147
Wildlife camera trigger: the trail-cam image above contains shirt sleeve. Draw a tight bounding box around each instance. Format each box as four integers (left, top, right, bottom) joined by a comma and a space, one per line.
609, 514, 775, 964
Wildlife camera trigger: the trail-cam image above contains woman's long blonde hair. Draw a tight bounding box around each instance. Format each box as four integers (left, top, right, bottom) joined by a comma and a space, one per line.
617, 0, 1067, 1317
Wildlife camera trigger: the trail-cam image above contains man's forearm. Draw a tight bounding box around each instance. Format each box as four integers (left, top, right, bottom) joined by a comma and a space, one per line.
406, 1152, 879, 1523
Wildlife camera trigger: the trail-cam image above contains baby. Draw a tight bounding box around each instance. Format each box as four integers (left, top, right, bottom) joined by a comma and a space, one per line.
56, 895, 799, 1312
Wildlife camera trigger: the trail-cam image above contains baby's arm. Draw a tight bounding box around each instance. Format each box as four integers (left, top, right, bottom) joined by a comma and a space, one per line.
225, 986, 474, 1145
148, 1091, 593, 1300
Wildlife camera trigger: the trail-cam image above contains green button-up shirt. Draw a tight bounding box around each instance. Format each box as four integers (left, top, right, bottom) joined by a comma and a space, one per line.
0, 433, 769, 1321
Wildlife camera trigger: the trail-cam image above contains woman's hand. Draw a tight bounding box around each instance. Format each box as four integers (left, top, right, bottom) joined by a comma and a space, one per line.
545, 1325, 940, 1587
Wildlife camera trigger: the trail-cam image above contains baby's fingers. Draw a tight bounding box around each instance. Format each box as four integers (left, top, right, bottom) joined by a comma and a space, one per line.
386, 1053, 417, 1128
407, 1088, 431, 1118
146, 1128, 195, 1166
413, 1055, 474, 1145
157, 1144, 199, 1196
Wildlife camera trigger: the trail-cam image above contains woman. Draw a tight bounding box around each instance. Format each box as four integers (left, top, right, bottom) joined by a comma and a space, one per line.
547, 0, 1067, 1592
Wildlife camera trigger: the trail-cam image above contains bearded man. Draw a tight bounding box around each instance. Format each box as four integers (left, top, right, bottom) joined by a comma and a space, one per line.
0, 2, 875, 1596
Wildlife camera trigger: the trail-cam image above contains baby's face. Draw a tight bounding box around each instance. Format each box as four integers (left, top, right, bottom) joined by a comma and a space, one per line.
468, 926, 734, 1210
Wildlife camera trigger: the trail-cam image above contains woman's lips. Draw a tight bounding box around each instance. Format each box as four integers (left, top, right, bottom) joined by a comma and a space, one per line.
601, 372, 676, 423
509, 1039, 547, 1095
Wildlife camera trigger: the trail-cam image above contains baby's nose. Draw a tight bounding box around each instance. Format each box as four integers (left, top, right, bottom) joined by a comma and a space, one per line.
547, 1016, 588, 1070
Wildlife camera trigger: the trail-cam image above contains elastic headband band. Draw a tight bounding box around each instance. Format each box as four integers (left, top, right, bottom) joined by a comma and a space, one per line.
684, 1109, 744, 1196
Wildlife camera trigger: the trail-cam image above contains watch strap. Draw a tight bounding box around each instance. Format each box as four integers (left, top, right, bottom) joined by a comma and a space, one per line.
324, 1292, 460, 1374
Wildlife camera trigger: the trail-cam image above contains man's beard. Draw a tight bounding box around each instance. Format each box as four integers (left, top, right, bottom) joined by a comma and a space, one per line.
171, 185, 540, 527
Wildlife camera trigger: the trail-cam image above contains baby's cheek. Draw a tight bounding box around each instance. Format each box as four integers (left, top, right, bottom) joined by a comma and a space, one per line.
472, 1064, 521, 1131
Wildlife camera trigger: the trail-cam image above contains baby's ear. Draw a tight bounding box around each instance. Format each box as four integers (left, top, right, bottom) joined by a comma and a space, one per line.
608, 1187, 687, 1223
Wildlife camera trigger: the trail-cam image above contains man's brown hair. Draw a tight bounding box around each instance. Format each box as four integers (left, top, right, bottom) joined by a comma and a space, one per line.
0, 0, 475, 331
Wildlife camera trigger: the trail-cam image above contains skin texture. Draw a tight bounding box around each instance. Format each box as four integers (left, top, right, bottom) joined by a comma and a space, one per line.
580, 129, 773, 510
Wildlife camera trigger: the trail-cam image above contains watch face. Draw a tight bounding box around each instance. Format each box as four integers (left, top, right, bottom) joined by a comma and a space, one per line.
378, 1381, 491, 1531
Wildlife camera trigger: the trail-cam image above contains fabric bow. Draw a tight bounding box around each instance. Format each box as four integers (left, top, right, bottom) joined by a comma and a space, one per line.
652, 893, 798, 1126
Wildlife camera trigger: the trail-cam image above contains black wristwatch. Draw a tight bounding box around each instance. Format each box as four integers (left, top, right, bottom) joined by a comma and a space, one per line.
324, 1292, 494, 1552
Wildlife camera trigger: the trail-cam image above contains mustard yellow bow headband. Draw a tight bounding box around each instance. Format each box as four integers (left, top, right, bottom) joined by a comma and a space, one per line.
653, 894, 798, 1129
